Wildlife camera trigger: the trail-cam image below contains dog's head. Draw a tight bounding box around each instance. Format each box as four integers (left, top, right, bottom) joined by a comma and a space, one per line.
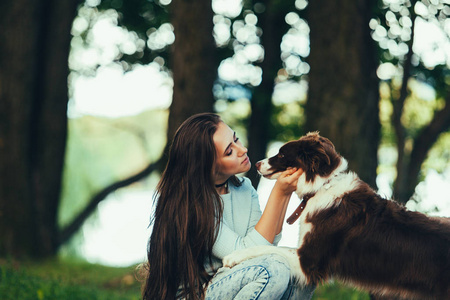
256, 132, 348, 195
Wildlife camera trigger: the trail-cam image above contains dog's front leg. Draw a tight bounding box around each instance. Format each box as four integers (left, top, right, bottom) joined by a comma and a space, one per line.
223, 245, 280, 267
223, 246, 308, 285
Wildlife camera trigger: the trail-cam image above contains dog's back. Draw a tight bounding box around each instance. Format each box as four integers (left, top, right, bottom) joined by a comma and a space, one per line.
301, 179, 450, 299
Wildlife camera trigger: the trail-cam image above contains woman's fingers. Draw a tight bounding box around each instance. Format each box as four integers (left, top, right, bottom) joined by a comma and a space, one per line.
275, 168, 303, 195
291, 167, 303, 178
281, 168, 303, 182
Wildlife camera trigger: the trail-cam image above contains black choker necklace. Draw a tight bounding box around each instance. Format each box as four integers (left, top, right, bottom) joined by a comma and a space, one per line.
215, 180, 228, 188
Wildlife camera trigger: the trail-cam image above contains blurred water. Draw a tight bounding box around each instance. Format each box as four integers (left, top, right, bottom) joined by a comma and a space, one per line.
79, 189, 153, 267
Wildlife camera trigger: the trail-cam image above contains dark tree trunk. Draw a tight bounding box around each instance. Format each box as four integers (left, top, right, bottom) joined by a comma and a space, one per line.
391, 1, 416, 204
246, 0, 291, 187
0, 0, 79, 258
305, 0, 380, 188
168, 0, 217, 143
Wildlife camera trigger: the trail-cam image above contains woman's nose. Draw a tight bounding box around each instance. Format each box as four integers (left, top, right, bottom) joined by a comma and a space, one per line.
238, 144, 247, 156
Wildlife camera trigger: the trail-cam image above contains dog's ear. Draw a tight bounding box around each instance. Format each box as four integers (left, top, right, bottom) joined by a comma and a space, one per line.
310, 144, 331, 172
297, 137, 332, 173
297, 132, 339, 180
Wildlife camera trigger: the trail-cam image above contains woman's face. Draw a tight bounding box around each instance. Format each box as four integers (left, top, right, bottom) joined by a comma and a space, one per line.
213, 122, 251, 183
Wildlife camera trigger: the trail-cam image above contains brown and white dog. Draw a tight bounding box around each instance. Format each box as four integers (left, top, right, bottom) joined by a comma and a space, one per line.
223, 132, 450, 300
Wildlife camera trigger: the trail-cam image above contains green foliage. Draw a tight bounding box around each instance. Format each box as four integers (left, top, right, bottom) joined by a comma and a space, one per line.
313, 281, 370, 300
424, 131, 450, 173
0, 259, 141, 300
97, 0, 170, 66
270, 102, 306, 142
379, 85, 396, 146
402, 80, 442, 137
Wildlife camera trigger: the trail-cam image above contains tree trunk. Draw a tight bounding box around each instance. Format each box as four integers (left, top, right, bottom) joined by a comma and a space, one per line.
391, 2, 416, 204
167, 0, 217, 143
247, 0, 290, 187
305, 0, 380, 187
0, 0, 79, 258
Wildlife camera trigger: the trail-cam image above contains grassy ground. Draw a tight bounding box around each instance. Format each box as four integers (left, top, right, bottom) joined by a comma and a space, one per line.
0, 258, 369, 299
313, 282, 370, 300
0, 258, 142, 300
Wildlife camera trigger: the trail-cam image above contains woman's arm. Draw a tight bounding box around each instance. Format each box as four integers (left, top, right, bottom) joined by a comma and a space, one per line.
255, 168, 303, 243
212, 171, 301, 258
212, 220, 274, 259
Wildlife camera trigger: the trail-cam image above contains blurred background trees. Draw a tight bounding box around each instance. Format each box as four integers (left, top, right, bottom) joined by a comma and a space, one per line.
0, 0, 80, 257
306, 0, 381, 188
375, 0, 450, 204
0, 0, 449, 267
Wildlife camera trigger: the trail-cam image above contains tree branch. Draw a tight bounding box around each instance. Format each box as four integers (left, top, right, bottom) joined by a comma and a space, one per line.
392, 1, 417, 129
58, 157, 163, 246
392, 2, 417, 202
406, 97, 450, 189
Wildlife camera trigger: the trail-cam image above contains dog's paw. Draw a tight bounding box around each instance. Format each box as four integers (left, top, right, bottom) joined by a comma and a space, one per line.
222, 249, 253, 268
222, 253, 242, 268
222, 254, 238, 268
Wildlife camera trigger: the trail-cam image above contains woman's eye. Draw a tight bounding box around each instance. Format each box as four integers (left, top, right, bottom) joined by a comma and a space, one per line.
226, 137, 240, 156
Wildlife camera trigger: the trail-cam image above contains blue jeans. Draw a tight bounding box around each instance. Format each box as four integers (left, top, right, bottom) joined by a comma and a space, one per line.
205, 254, 315, 300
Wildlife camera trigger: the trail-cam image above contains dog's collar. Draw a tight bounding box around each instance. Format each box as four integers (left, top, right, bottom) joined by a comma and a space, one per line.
286, 170, 346, 224
286, 193, 315, 224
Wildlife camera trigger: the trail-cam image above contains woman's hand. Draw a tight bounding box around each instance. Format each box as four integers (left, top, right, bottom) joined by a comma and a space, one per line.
255, 167, 304, 243
273, 168, 303, 196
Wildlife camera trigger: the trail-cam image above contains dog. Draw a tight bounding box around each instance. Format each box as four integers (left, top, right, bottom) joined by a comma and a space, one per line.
223, 132, 450, 300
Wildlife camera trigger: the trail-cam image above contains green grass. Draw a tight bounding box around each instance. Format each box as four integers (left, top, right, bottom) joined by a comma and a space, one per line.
313, 281, 370, 300
0, 259, 142, 300
0, 258, 370, 300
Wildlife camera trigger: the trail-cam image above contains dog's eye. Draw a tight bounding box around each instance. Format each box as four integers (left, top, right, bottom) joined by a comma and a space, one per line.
278, 153, 284, 158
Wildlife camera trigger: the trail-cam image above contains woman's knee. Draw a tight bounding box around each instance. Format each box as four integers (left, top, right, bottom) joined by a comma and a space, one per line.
206, 254, 292, 300
249, 254, 291, 288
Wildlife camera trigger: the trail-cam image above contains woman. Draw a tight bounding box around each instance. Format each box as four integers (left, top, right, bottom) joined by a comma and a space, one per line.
143, 113, 314, 300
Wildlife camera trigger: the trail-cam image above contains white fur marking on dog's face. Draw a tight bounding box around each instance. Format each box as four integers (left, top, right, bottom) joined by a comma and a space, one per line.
257, 158, 281, 179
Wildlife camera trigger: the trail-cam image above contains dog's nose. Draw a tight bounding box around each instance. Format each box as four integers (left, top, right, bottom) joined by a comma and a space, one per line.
255, 161, 261, 169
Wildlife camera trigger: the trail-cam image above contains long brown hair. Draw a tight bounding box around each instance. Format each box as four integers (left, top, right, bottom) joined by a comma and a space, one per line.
143, 113, 240, 300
